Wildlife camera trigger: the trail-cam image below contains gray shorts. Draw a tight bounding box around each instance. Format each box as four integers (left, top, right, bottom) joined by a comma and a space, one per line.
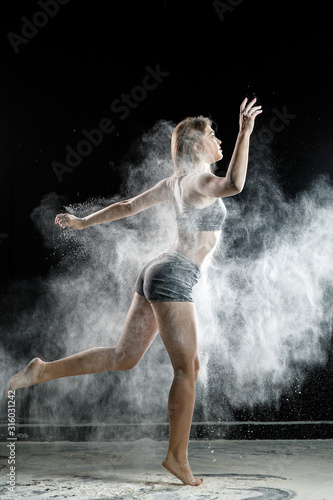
135, 251, 201, 303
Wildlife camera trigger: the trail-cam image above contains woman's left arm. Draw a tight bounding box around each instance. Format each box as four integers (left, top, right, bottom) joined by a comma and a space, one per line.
55, 178, 169, 229
192, 98, 262, 199
225, 97, 262, 193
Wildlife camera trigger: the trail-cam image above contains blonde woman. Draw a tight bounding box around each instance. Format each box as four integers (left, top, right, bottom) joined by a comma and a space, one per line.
8, 97, 262, 486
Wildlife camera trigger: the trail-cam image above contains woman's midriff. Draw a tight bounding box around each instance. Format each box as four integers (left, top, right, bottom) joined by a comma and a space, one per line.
170, 230, 221, 271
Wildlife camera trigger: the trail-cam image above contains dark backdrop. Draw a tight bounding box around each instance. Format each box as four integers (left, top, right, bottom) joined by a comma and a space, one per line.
1, 0, 332, 432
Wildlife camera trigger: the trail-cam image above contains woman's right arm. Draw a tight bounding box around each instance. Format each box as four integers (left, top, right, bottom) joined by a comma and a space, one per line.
55, 178, 169, 230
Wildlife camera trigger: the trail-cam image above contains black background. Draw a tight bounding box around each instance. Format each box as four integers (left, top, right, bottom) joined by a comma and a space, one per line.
1, 0, 332, 426
2, 0, 332, 278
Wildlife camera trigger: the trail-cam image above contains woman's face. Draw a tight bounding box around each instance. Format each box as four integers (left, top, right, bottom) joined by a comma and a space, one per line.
198, 126, 223, 164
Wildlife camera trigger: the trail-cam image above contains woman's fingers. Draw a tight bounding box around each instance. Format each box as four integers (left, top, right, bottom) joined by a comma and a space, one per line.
248, 105, 263, 116
252, 108, 263, 118
55, 213, 82, 230
239, 97, 263, 134
240, 97, 248, 113
55, 214, 68, 229
240, 97, 263, 125
243, 97, 258, 114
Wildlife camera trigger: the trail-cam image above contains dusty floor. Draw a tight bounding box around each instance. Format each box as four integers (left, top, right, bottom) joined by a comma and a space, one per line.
0, 439, 332, 499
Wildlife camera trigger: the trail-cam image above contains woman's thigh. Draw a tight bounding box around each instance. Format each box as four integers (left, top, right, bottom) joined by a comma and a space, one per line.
115, 292, 159, 368
151, 301, 200, 373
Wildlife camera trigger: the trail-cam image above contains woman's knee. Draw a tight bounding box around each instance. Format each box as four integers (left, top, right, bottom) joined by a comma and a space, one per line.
174, 354, 200, 381
114, 346, 139, 371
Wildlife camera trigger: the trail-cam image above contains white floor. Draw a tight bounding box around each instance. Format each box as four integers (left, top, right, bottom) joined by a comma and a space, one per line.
0, 439, 332, 499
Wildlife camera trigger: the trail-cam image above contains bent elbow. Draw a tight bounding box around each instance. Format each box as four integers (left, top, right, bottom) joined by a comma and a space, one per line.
219, 175, 243, 197
224, 182, 243, 197
120, 200, 135, 217
232, 184, 243, 195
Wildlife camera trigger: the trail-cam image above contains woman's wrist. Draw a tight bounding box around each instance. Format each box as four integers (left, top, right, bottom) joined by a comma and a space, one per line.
80, 217, 88, 229
238, 129, 251, 139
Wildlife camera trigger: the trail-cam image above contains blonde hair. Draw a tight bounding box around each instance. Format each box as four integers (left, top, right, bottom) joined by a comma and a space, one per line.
171, 116, 212, 177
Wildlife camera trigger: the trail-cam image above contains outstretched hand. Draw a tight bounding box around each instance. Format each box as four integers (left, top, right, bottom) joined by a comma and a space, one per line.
239, 97, 262, 135
55, 213, 84, 230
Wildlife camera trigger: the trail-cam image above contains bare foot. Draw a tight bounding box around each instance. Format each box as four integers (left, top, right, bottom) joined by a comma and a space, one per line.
162, 456, 203, 486
6, 358, 47, 395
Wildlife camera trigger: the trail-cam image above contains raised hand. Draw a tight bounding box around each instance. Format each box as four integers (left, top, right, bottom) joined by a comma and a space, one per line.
239, 97, 263, 135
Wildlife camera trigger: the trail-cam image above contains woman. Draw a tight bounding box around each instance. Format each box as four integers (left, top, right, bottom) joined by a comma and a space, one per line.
7, 97, 262, 486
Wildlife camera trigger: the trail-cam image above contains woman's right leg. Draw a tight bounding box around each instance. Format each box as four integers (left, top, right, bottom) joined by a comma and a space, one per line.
7, 292, 158, 392
151, 300, 203, 486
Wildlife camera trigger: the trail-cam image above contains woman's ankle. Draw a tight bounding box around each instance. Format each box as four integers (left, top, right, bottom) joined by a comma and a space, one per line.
166, 449, 188, 463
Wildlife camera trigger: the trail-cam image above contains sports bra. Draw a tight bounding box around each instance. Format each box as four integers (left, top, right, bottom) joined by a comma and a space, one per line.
170, 175, 227, 231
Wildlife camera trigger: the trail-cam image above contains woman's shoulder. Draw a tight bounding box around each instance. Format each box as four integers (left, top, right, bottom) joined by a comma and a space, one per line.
180, 171, 217, 191
164, 176, 176, 189
163, 172, 216, 196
